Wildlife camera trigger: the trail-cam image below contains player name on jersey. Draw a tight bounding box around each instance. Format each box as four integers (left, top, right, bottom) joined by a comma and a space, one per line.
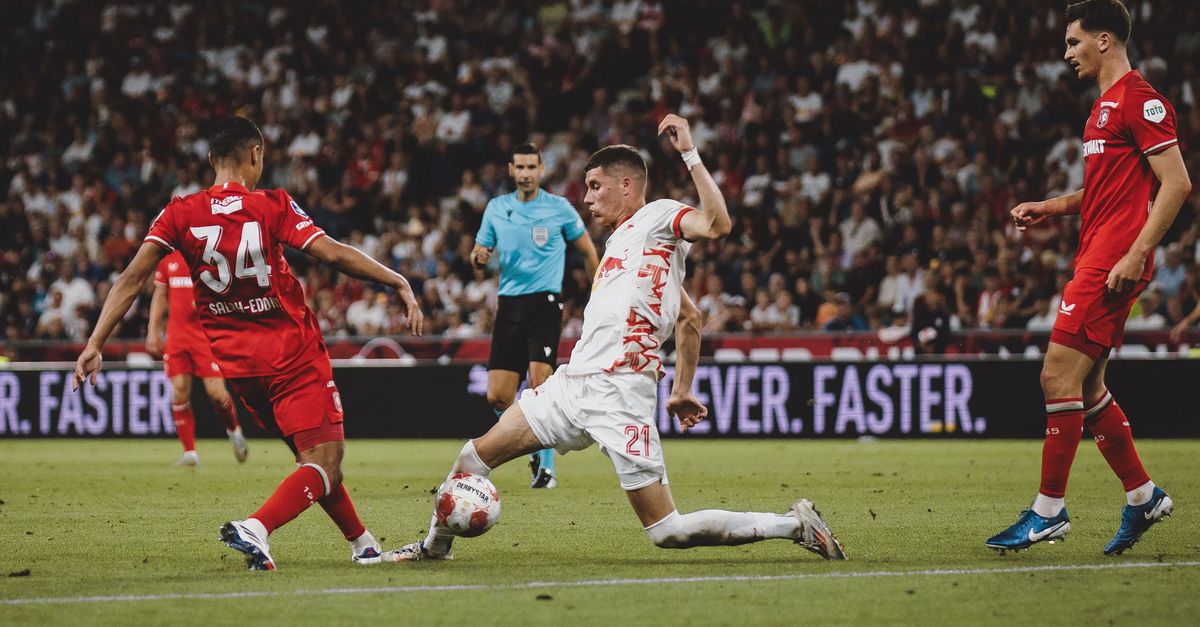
208, 296, 283, 316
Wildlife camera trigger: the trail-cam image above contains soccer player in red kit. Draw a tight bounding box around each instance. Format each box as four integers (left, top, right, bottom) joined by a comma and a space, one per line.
147, 250, 248, 466
74, 117, 424, 570
988, 0, 1191, 555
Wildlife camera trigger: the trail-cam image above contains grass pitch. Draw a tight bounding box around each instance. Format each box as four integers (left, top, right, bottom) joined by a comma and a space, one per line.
2, 438, 1198, 625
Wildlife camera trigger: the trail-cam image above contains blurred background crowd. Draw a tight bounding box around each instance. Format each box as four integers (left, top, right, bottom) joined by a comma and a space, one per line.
2, 0, 1198, 353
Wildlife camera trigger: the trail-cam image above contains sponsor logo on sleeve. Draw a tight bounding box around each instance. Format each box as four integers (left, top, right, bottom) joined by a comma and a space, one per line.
1143, 99, 1166, 123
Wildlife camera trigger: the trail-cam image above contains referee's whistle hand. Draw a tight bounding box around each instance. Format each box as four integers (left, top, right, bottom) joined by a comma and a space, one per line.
472, 247, 492, 268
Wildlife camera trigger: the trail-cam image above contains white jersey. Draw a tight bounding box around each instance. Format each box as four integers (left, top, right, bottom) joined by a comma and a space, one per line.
565, 199, 695, 379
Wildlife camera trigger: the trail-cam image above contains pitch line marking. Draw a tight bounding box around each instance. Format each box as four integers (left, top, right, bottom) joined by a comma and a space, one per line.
4, 560, 1199, 606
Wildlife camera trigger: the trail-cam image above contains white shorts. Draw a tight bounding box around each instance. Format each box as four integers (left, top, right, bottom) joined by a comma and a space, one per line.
517, 368, 667, 490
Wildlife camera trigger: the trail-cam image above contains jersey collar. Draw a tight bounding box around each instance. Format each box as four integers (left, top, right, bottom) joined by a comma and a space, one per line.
210, 181, 250, 193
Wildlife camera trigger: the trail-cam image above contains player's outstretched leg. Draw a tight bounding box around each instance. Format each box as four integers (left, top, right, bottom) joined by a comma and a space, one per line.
220, 441, 342, 570
630, 483, 846, 559
1084, 391, 1174, 555
384, 440, 491, 562
385, 404, 544, 563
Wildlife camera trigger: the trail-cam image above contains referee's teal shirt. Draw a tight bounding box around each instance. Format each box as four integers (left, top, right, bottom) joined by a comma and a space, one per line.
476, 189, 586, 297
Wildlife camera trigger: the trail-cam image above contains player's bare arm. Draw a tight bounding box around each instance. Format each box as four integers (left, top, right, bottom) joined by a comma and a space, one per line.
657, 114, 732, 241
145, 282, 167, 357
307, 236, 424, 335
573, 232, 599, 279
1106, 145, 1192, 292
667, 288, 708, 432
470, 243, 491, 268
74, 242, 168, 389
1011, 189, 1084, 231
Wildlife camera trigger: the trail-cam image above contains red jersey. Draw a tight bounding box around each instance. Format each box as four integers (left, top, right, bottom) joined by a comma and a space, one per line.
153, 251, 207, 350
1077, 70, 1178, 281
145, 182, 327, 377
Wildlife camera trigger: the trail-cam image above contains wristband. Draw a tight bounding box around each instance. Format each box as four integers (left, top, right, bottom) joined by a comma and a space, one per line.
680, 148, 702, 170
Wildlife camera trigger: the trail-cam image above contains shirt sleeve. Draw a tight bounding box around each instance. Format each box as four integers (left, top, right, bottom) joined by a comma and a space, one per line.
144, 202, 179, 251
153, 258, 168, 286
476, 201, 497, 248
1127, 88, 1178, 155
561, 199, 586, 241
274, 191, 326, 250
645, 199, 695, 241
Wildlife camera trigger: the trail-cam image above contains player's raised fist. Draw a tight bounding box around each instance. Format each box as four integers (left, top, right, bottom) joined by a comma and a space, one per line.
657, 114, 695, 153
1010, 201, 1047, 231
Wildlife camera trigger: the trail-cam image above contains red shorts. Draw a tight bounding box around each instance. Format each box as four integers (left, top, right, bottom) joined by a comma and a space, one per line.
163, 346, 223, 379
1050, 267, 1148, 360
226, 357, 345, 455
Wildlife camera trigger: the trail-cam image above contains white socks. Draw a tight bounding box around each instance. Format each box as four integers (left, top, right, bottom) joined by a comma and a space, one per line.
424, 441, 491, 555
351, 529, 378, 552
1033, 479, 1156, 515
644, 509, 800, 548
1031, 494, 1065, 518
1126, 480, 1155, 506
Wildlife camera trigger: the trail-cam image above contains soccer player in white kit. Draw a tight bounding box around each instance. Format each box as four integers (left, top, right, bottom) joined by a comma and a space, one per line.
388, 114, 846, 561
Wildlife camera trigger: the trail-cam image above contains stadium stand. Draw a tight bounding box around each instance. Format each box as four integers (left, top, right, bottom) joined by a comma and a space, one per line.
1, 0, 1197, 354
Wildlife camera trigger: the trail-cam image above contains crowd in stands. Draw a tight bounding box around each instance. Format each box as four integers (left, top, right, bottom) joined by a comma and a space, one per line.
2, 0, 1200, 353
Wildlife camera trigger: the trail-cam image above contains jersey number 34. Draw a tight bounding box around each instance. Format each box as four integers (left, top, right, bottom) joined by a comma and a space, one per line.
189, 222, 272, 293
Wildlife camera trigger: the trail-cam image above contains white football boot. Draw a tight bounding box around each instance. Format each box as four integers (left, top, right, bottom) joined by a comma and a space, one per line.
787, 499, 847, 560
220, 519, 276, 571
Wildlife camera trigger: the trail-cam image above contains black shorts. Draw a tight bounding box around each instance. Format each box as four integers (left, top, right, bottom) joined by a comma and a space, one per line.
488, 292, 564, 373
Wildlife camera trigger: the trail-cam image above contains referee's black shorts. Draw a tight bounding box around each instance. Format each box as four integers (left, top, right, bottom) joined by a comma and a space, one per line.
488, 292, 565, 373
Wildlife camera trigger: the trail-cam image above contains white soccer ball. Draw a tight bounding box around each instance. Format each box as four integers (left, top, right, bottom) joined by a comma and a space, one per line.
434, 473, 501, 537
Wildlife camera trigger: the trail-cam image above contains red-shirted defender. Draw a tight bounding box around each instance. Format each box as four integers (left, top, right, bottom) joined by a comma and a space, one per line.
147, 250, 248, 466
74, 117, 424, 570
988, 0, 1191, 555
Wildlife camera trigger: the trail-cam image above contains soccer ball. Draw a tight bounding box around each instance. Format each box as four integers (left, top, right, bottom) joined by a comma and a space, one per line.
434, 473, 501, 537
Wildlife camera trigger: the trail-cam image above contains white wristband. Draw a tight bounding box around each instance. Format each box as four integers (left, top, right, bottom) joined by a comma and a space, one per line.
680, 148, 702, 170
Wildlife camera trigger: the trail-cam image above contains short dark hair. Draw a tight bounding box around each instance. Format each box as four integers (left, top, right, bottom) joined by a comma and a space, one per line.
584, 144, 647, 184
209, 116, 264, 162
1066, 0, 1131, 43
512, 142, 541, 163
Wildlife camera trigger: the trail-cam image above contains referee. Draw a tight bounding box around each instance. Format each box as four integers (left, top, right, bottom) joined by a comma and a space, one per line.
473, 143, 599, 488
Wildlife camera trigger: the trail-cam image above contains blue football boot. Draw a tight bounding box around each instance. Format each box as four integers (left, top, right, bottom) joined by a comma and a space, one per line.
986, 508, 1071, 553
1103, 487, 1173, 556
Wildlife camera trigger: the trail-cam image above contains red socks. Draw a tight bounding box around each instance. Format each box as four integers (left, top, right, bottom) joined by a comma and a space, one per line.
172, 402, 196, 452
320, 484, 366, 541
251, 464, 329, 534
1085, 391, 1150, 492
1038, 397, 1084, 498
214, 396, 240, 432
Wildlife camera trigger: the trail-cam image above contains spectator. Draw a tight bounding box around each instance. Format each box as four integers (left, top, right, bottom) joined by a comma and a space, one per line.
911, 276, 951, 355
823, 292, 867, 332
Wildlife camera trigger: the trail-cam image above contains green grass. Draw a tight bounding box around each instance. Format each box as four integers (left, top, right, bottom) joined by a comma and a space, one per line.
1, 438, 1198, 625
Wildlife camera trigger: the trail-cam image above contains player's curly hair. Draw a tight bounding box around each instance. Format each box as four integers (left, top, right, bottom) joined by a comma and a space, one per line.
1066, 0, 1131, 43
209, 116, 264, 162
584, 145, 647, 185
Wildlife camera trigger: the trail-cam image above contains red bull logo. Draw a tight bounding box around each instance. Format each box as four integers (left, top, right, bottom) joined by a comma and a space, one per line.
597, 251, 629, 280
